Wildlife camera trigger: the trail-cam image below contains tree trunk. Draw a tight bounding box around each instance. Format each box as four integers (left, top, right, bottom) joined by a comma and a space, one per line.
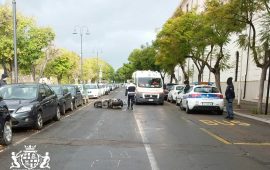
257, 66, 267, 114
198, 72, 202, 84
57, 74, 62, 84
214, 70, 222, 93
31, 65, 36, 82
180, 65, 188, 81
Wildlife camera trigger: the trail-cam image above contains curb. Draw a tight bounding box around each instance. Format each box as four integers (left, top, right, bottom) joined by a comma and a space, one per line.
234, 112, 270, 125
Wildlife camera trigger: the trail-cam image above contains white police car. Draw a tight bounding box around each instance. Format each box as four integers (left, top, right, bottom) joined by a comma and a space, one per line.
179, 85, 224, 114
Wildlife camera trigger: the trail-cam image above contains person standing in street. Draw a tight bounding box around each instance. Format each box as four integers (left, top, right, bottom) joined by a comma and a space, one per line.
0, 73, 8, 87
225, 77, 235, 120
125, 81, 136, 110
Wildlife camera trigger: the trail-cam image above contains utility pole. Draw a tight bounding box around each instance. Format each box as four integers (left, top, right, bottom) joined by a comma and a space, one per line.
13, 0, 18, 83
265, 50, 270, 115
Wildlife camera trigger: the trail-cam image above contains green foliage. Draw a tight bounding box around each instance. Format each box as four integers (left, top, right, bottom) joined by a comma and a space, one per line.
45, 49, 79, 83
0, 5, 55, 81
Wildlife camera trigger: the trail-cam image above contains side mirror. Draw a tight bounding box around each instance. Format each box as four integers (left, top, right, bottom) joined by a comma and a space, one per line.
41, 93, 46, 100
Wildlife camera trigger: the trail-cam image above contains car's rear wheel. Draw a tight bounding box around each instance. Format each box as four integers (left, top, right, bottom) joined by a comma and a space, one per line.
70, 101, 74, 111
74, 101, 78, 109
0, 121, 12, 145
35, 112, 43, 130
60, 104, 66, 115
54, 106, 61, 121
186, 103, 192, 114
217, 110, 223, 115
179, 101, 184, 110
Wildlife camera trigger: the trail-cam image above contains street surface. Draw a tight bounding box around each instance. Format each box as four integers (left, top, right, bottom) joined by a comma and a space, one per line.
0, 88, 270, 170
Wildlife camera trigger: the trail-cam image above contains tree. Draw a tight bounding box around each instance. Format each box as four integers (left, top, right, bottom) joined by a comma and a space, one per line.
0, 5, 55, 82
45, 49, 79, 84
231, 0, 270, 113
19, 25, 55, 81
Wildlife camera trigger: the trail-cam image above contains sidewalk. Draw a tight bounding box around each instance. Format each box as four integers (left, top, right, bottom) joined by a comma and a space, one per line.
231, 100, 270, 124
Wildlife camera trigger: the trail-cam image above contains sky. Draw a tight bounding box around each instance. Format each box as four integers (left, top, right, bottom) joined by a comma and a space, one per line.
1, 0, 180, 70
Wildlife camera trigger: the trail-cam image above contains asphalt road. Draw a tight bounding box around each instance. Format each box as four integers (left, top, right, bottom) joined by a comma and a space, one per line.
0, 88, 270, 170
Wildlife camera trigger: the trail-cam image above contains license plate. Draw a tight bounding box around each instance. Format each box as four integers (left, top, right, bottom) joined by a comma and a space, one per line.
148, 99, 154, 101
202, 102, 213, 106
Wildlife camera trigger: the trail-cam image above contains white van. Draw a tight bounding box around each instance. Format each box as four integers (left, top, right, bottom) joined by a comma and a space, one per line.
132, 70, 164, 105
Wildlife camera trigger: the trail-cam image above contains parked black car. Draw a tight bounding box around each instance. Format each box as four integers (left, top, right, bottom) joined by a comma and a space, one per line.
50, 85, 73, 115
64, 85, 83, 109
0, 97, 12, 145
0, 83, 61, 130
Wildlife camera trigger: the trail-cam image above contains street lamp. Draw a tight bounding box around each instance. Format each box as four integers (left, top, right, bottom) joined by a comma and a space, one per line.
12, 0, 18, 83
73, 26, 90, 83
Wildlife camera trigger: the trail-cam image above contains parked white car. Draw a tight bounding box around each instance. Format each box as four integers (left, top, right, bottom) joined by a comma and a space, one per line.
85, 84, 100, 99
167, 85, 185, 103
179, 85, 224, 114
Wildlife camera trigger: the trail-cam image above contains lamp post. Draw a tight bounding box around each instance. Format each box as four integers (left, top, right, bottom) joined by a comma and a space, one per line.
12, 0, 18, 83
73, 26, 90, 83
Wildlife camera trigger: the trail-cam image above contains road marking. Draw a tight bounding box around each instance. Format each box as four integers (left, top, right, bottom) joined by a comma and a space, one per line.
200, 128, 231, 145
233, 142, 270, 146
134, 113, 160, 170
199, 120, 250, 126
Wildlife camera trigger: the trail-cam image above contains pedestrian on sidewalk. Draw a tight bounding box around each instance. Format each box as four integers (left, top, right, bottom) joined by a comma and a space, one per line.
225, 77, 235, 120
0, 73, 8, 87
125, 80, 136, 110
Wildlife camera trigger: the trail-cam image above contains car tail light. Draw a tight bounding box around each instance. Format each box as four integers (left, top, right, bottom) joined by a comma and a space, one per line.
188, 94, 201, 98
218, 94, 223, 99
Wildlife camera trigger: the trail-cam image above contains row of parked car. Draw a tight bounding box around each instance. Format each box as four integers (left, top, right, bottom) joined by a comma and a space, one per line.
0, 83, 119, 145
164, 83, 224, 115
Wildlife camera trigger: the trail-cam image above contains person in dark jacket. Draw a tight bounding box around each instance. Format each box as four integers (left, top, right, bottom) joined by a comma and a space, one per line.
0, 73, 8, 87
183, 80, 190, 93
125, 81, 136, 110
225, 77, 235, 119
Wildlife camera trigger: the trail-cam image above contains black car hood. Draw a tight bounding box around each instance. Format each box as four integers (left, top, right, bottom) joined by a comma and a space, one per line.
3, 99, 34, 110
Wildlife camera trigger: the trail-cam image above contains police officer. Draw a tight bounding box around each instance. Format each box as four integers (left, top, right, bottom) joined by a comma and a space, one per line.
125, 80, 136, 110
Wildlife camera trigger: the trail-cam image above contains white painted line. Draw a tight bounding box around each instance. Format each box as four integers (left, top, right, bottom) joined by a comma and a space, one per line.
134, 113, 160, 170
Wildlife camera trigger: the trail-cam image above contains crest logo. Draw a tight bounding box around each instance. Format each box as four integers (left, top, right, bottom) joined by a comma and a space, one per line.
10, 145, 50, 170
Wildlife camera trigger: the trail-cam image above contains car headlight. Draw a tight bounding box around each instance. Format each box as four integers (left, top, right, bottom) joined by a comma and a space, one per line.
16, 106, 33, 113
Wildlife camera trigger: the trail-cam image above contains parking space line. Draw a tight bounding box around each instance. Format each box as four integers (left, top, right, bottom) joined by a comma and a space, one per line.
233, 142, 270, 146
200, 128, 231, 145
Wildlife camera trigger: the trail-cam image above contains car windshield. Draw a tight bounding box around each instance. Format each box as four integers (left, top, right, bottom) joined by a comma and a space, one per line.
66, 86, 76, 95
85, 85, 97, 89
0, 85, 37, 100
194, 86, 219, 93
166, 84, 177, 90
138, 78, 162, 88
50, 86, 62, 95
176, 86, 184, 91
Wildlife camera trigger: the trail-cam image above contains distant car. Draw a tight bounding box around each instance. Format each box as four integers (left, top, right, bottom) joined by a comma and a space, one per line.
85, 84, 100, 99
0, 83, 61, 130
167, 85, 185, 103
163, 83, 178, 100
0, 97, 12, 145
50, 85, 73, 114
64, 85, 83, 109
77, 84, 89, 104
179, 85, 224, 114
